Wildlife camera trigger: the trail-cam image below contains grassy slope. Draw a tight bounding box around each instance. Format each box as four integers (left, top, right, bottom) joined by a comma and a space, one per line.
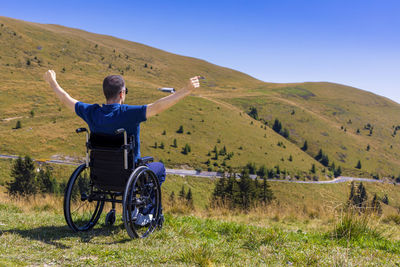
221, 82, 400, 177
1, 177, 400, 266
1, 210, 399, 266
1, 15, 400, 179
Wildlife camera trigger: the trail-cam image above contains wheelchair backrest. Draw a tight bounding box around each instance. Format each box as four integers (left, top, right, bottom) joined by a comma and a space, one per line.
88, 132, 134, 191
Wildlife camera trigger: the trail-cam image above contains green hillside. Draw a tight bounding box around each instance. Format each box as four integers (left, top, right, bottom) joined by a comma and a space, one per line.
1, 16, 400, 179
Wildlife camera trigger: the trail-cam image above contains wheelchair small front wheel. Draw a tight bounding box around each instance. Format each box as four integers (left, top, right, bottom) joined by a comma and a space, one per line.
105, 209, 116, 226
64, 164, 104, 232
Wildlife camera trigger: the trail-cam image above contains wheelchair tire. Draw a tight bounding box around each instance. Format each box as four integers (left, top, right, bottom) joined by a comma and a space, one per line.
122, 166, 162, 238
64, 164, 104, 232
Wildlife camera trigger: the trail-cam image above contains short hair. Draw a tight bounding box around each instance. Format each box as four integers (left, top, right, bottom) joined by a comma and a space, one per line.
103, 75, 125, 100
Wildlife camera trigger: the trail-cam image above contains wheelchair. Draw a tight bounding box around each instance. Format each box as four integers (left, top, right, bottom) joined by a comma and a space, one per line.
63, 127, 163, 238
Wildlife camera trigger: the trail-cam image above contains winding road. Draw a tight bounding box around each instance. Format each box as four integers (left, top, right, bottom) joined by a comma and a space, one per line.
0, 154, 397, 185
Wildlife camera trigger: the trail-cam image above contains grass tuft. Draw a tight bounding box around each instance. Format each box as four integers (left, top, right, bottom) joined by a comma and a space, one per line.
331, 212, 381, 241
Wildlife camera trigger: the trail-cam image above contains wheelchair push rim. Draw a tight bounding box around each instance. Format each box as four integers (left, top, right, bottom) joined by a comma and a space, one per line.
123, 166, 161, 238
64, 164, 105, 232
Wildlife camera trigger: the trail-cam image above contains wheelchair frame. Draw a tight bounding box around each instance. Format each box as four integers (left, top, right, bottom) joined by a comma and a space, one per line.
63, 127, 162, 239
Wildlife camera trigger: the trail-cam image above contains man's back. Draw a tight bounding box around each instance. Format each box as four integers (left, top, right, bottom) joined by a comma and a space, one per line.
75, 102, 147, 161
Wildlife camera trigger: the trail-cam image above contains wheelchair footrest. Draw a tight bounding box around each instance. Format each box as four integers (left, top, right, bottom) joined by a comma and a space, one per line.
137, 156, 154, 165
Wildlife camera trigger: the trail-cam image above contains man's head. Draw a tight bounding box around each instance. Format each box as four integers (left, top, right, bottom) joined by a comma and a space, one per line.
103, 75, 126, 104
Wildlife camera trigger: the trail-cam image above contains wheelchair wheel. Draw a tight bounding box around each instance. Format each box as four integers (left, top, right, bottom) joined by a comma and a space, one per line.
105, 209, 116, 226
64, 164, 104, 232
123, 166, 161, 238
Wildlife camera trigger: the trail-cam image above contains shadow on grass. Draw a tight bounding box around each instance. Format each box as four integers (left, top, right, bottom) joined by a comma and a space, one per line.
0, 223, 132, 249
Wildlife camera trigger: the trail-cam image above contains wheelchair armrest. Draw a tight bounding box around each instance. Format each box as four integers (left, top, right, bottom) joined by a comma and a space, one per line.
76, 127, 88, 133
137, 156, 154, 165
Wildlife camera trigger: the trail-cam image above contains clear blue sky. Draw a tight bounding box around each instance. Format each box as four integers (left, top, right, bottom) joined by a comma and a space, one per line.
2, 0, 400, 102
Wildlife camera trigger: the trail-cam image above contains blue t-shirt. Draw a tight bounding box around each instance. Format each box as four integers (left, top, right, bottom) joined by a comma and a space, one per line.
75, 102, 147, 161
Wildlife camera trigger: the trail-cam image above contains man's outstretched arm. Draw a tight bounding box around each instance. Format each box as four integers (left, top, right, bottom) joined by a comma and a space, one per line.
44, 70, 78, 112
146, 76, 200, 118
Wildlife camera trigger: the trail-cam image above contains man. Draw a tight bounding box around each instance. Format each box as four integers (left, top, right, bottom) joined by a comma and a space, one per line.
44, 70, 200, 225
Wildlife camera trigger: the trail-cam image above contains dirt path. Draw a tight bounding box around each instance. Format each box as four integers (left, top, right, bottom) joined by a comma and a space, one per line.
1, 116, 24, 122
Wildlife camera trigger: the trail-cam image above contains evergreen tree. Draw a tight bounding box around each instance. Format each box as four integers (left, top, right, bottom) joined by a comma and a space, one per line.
182, 143, 191, 154
186, 188, 194, 207
334, 166, 342, 178
231, 179, 241, 209
301, 140, 308, 151
159, 142, 164, 149
36, 165, 57, 193
371, 193, 382, 214
315, 149, 323, 161
7, 156, 37, 196
154, 142, 157, 149
245, 162, 257, 174
261, 176, 274, 203
272, 119, 282, 133
213, 176, 226, 201
320, 154, 329, 167
310, 164, 316, 174
15, 120, 22, 129
356, 160, 362, 169
177, 125, 184, 133
275, 165, 281, 175
238, 168, 255, 209
172, 138, 177, 148
179, 185, 185, 200
248, 107, 259, 120
257, 165, 268, 178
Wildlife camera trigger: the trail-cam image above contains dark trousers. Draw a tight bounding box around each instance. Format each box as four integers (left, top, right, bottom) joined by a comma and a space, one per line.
147, 162, 166, 186
143, 162, 165, 215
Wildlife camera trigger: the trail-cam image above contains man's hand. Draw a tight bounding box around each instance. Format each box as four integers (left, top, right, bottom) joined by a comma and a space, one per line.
44, 70, 57, 85
43, 70, 78, 112
146, 75, 204, 118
